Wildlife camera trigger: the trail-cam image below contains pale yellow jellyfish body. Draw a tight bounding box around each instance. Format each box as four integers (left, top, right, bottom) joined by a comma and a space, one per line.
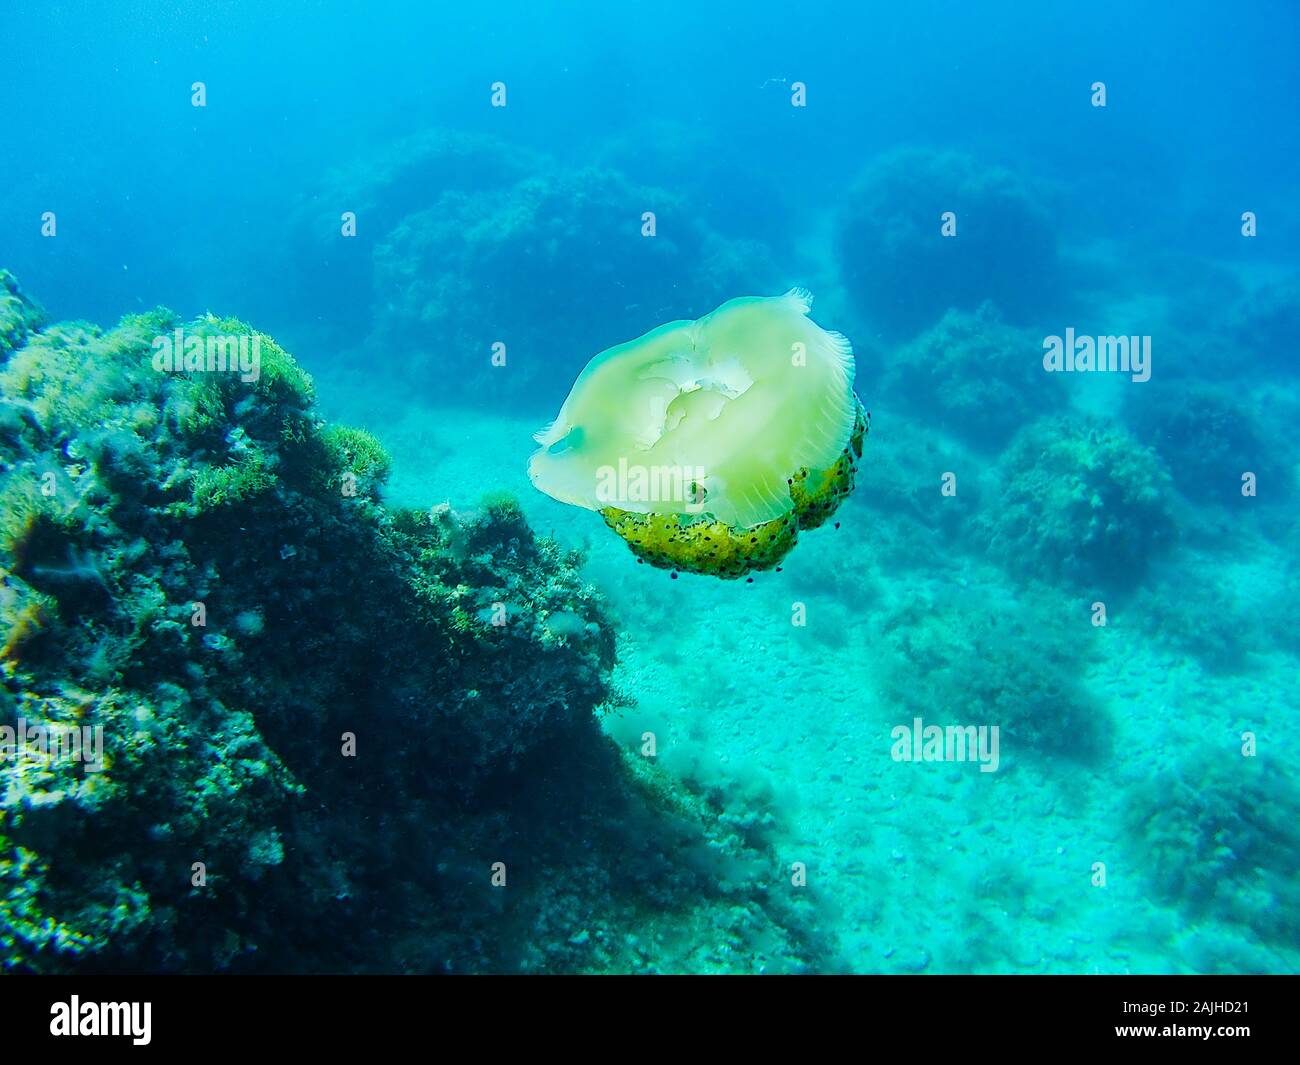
528, 290, 867, 578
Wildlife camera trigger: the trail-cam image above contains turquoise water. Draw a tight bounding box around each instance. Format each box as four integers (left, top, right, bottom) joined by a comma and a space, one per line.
1, 1, 1297, 973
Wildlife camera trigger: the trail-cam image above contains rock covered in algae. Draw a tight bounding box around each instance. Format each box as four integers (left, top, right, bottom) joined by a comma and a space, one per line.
0, 271, 613, 967
528, 290, 868, 579
836, 147, 1061, 338
0, 271, 834, 975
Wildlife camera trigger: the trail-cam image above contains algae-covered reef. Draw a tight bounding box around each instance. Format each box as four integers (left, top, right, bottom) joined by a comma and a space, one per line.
836, 148, 1063, 339
277, 129, 783, 404
0, 271, 828, 973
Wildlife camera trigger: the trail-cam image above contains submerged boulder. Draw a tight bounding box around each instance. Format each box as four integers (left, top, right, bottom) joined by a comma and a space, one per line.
0, 272, 830, 974
367, 162, 781, 403
837, 148, 1061, 339
981, 414, 1177, 592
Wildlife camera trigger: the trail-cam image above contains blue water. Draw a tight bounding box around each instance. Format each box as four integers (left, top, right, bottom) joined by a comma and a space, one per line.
2, 0, 1298, 973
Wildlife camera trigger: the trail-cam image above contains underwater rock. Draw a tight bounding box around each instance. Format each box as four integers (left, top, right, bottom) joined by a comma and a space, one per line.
823, 410, 983, 573
279, 129, 539, 343
592, 119, 792, 245
881, 303, 1064, 451
836, 148, 1061, 339
0, 273, 830, 974
529, 290, 867, 579
0, 270, 44, 362
277, 133, 784, 402
1125, 384, 1282, 507
981, 414, 1176, 591
367, 164, 780, 402
877, 585, 1112, 764
1128, 749, 1300, 947
1225, 273, 1300, 376
1133, 569, 1264, 674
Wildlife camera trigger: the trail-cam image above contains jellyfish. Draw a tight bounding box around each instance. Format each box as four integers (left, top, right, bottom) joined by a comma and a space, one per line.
528, 289, 868, 579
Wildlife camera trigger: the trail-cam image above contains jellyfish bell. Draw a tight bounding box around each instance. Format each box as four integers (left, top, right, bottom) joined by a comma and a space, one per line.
528, 289, 868, 579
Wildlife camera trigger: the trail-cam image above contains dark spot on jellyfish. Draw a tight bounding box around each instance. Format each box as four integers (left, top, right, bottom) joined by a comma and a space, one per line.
746, 577, 754, 584
776, 566, 783, 572
835, 522, 841, 529
670, 571, 679, 579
